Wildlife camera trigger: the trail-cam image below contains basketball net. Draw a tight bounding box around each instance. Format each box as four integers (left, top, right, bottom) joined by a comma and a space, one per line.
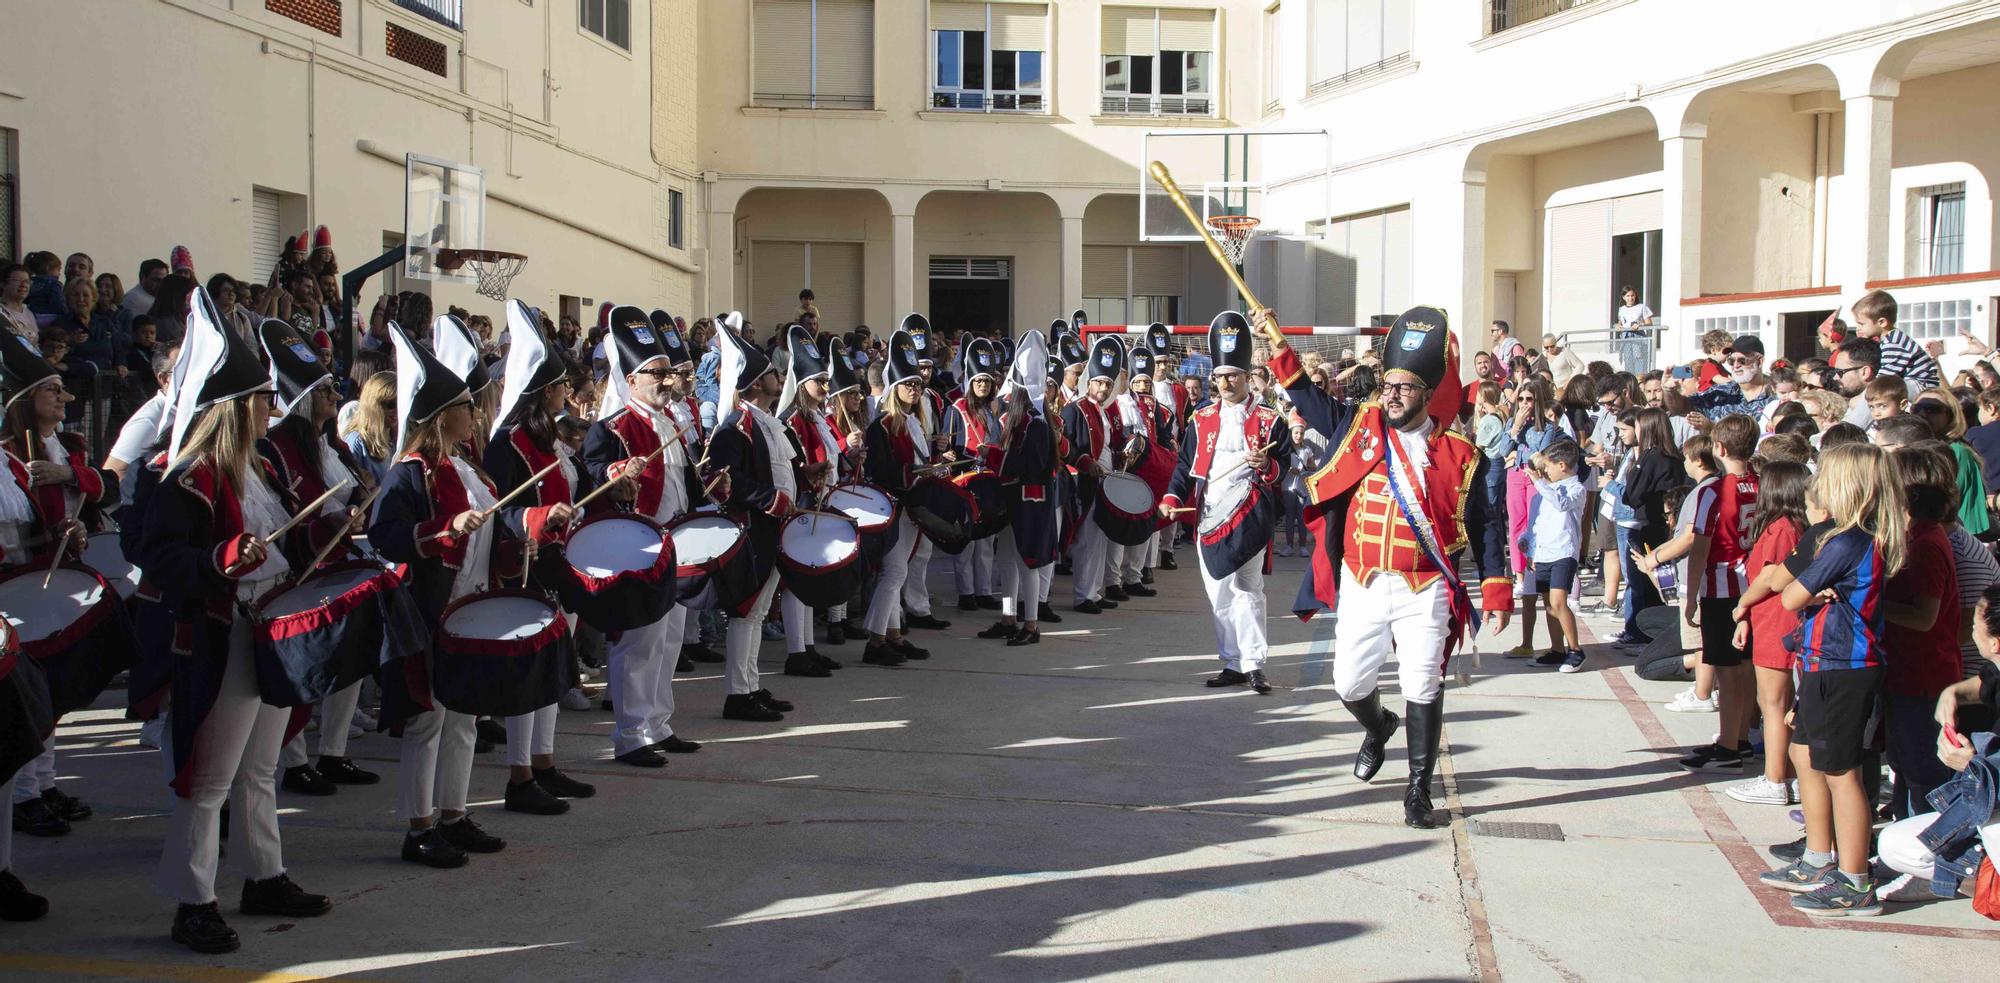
438, 248, 529, 302
1206, 215, 1261, 268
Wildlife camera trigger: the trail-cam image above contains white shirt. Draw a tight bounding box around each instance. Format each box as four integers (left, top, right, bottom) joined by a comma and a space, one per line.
641, 402, 690, 523
1617, 303, 1656, 327
745, 403, 798, 503
448, 455, 497, 601
109, 393, 170, 467
237, 468, 294, 600
1202, 398, 1252, 527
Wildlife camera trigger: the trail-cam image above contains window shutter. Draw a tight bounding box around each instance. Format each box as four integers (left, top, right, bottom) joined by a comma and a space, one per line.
1611, 191, 1662, 236
250, 190, 283, 286
1548, 200, 1614, 336
1381, 206, 1413, 315
805, 242, 864, 332
1347, 211, 1386, 324
752, 241, 808, 337
1102, 6, 1157, 56
1383, 0, 1412, 59
1083, 246, 1127, 297
754, 0, 814, 105
1313, 221, 1358, 326
1346, 0, 1383, 71
1310, 0, 1343, 80
815, 0, 876, 107
1158, 8, 1214, 51
931, 1, 986, 32
990, 3, 1047, 49
1129, 245, 1185, 297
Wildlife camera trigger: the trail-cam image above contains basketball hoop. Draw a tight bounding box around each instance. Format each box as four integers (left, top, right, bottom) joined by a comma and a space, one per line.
1206, 215, 1261, 268
436, 248, 528, 301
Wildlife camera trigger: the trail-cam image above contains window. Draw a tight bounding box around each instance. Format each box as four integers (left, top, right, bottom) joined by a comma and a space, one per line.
1100, 7, 1216, 117
393, 0, 462, 30
1903, 298, 1976, 341
931, 3, 1048, 112
1308, 0, 1412, 94
1916, 182, 1966, 277
580, 0, 630, 50
1307, 206, 1412, 327
1083, 244, 1185, 324
0, 129, 15, 262
1486, 0, 1610, 36
1262, 4, 1282, 113
754, 0, 876, 109
668, 189, 685, 250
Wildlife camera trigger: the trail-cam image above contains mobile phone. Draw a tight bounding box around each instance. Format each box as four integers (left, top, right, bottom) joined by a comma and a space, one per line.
1654, 563, 1680, 604
1943, 723, 1967, 749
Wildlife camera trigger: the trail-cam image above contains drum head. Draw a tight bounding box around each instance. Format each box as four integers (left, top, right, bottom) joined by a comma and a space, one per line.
569, 516, 666, 578
261, 567, 381, 619
1101, 473, 1155, 514
827, 485, 895, 530
0, 568, 104, 644
670, 516, 742, 566
781, 514, 859, 568
444, 594, 558, 641
82, 533, 139, 599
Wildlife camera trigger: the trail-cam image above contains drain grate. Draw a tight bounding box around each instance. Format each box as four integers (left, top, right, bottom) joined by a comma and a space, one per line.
1467, 820, 1566, 842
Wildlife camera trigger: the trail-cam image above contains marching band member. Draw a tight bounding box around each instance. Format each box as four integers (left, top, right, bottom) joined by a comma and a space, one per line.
259, 319, 378, 797
582, 307, 711, 766
824, 337, 873, 644
371, 322, 570, 868
1110, 345, 1170, 600
134, 289, 330, 953
1264, 307, 1511, 830
1157, 313, 1292, 697
481, 303, 596, 811
1142, 324, 1183, 572
860, 330, 939, 667
947, 338, 1004, 613
0, 620, 51, 921
705, 313, 800, 722
775, 324, 846, 678
975, 331, 1061, 646
649, 310, 724, 669
899, 316, 951, 632
1062, 337, 1125, 614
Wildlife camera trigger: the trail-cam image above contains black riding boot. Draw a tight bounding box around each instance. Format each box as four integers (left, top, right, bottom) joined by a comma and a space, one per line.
1340, 690, 1400, 782
1403, 697, 1445, 830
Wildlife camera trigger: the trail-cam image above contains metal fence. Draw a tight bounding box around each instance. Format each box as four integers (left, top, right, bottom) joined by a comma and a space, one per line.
392, 0, 462, 31
1485, 0, 1604, 35
1556, 324, 1665, 375
65, 369, 156, 465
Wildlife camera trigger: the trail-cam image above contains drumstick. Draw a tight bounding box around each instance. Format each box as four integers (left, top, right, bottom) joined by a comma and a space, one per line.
1210, 440, 1279, 484
263, 479, 352, 547
479, 462, 562, 519
40, 523, 76, 589
1149, 161, 1265, 314
303, 486, 382, 576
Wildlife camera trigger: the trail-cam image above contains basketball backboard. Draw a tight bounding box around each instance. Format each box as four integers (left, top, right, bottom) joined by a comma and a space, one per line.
403, 153, 486, 284
1140, 129, 1332, 243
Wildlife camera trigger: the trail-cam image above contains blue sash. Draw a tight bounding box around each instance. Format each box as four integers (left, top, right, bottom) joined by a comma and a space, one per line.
1382, 420, 1478, 631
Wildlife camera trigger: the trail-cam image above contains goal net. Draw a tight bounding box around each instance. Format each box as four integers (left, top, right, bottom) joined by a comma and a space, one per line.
1079, 323, 1390, 399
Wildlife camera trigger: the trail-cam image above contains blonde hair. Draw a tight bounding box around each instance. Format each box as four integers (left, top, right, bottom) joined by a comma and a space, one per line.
881, 377, 932, 434
342, 372, 398, 461
173, 398, 260, 493
1917, 386, 1968, 439
1812, 442, 1907, 577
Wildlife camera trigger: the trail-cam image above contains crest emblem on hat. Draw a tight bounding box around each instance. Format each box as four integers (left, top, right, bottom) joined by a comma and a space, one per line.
633, 327, 656, 344
1100, 352, 1115, 367
288, 341, 318, 362
1399, 324, 1433, 351
1219, 326, 1239, 354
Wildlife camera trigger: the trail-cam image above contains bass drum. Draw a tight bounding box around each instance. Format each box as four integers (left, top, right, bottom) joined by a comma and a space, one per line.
904, 476, 978, 555
666, 510, 755, 611
778, 512, 864, 608
431, 589, 573, 717
559, 513, 676, 632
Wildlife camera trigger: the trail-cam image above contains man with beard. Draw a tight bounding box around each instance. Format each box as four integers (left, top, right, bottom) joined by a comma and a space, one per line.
1687, 335, 1777, 423
1832, 338, 1882, 429
1267, 306, 1512, 829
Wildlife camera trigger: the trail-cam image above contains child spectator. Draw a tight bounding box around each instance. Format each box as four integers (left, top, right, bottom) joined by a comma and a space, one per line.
1675, 414, 1761, 772
1280, 422, 1317, 556
1881, 445, 1961, 821
1760, 443, 1907, 916
122, 316, 161, 393
1523, 441, 1590, 672
1506, 377, 1575, 656
1645, 434, 1719, 713
1617, 408, 1688, 646
1472, 382, 1512, 516
1909, 392, 1991, 537
1725, 461, 1810, 804
1863, 375, 1909, 423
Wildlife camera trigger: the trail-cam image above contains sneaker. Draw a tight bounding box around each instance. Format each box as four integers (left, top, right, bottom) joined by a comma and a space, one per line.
1760, 857, 1836, 894
1769, 837, 1807, 863
1505, 644, 1535, 659
1275, 546, 1291, 557
1724, 776, 1796, 805
560, 687, 592, 711
1609, 631, 1653, 647
1664, 688, 1719, 713
1678, 743, 1745, 773
1532, 650, 1565, 666
1558, 650, 1587, 674
1791, 875, 1882, 917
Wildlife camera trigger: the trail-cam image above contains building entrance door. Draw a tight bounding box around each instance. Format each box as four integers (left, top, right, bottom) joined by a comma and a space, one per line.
929, 258, 1012, 337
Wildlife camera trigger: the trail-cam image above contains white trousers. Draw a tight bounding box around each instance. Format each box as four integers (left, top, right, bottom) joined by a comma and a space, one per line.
724, 571, 779, 695
1199, 544, 1268, 673
953, 536, 996, 596
1072, 519, 1110, 604
865, 516, 918, 636
994, 534, 1053, 620
901, 535, 935, 616
782, 591, 844, 653
9, 748, 52, 804
277, 679, 364, 768
397, 705, 475, 822
504, 704, 557, 767
1110, 531, 1154, 587
1879, 811, 2000, 884
607, 607, 687, 755
1332, 569, 1450, 704
1, 763, 22, 871
157, 619, 288, 904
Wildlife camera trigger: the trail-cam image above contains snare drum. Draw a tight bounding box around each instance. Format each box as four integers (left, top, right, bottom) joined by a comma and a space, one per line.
0, 564, 136, 715
953, 470, 1011, 540
558, 513, 676, 632
249, 561, 407, 707
82, 532, 140, 600
431, 589, 573, 717
904, 476, 978, 555
779, 512, 863, 608
1094, 472, 1161, 547
825, 483, 899, 565
666, 511, 755, 611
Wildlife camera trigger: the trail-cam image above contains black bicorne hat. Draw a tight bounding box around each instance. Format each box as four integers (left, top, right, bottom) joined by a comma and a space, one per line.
787, 323, 829, 382
1046, 355, 1064, 380
191, 288, 271, 408
718, 312, 772, 392
1382, 305, 1451, 390
1087, 336, 1125, 383
1055, 322, 1087, 367
258, 317, 332, 420
0, 327, 59, 411
610, 308, 671, 374
965, 338, 1001, 381
884, 329, 924, 388
431, 313, 491, 396
650, 309, 693, 367
1070, 309, 1089, 331
900, 313, 932, 365
998, 335, 1016, 366
389, 319, 470, 456
1146, 322, 1171, 357
1207, 311, 1254, 375
824, 336, 861, 397
1130, 348, 1156, 381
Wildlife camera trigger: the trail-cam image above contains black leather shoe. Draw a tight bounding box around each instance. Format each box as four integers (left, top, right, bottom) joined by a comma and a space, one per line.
1404, 698, 1445, 830
239, 873, 331, 918
534, 767, 597, 798
1158, 552, 1178, 570
905, 613, 952, 630
652, 735, 702, 754
1139, 569, 1155, 584
888, 638, 929, 660
677, 653, 694, 673
172, 902, 239, 953
1124, 583, 1158, 598
1073, 600, 1103, 615
1205, 669, 1248, 688
315, 756, 380, 785
1341, 691, 1400, 783
615, 746, 667, 767
824, 621, 848, 646
1103, 584, 1129, 602
1006, 629, 1041, 647
14, 799, 70, 837
684, 643, 725, 663
862, 643, 907, 667
723, 694, 784, 722
976, 595, 1002, 610
437, 816, 506, 854
957, 593, 980, 611
753, 689, 794, 712
0, 870, 49, 922
1246, 669, 1272, 694
978, 621, 1020, 639
1095, 598, 1119, 609
401, 827, 469, 868
812, 648, 844, 670
1038, 603, 1063, 624
784, 652, 832, 678
41, 787, 90, 822
505, 779, 570, 815
476, 718, 507, 744
281, 765, 337, 797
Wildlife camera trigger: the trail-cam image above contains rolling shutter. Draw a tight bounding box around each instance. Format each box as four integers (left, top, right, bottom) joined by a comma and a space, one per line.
1083, 246, 1127, 297
1129, 245, 1185, 297
752, 241, 807, 337
1381, 206, 1413, 316
990, 3, 1047, 48
1313, 224, 1358, 326
1612, 191, 1662, 236
250, 189, 283, 285
806, 242, 863, 332
816, 0, 875, 107
1548, 199, 1614, 339
931, 1, 985, 31
1102, 6, 1157, 56
754, 1, 813, 105
1158, 8, 1214, 51
1347, 211, 1385, 324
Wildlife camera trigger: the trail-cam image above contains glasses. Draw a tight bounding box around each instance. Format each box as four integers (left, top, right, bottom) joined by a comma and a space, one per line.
635, 368, 673, 380
1834, 364, 1868, 376
1380, 382, 1425, 396
1597, 396, 1621, 408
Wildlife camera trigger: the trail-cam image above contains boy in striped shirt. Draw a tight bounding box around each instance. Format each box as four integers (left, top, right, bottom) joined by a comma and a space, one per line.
1670, 415, 1761, 771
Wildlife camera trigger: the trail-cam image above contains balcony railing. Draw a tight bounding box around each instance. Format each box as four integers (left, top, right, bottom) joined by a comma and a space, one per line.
1099, 94, 1213, 117
393, 0, 461, 31
1485, 0, 1604, 36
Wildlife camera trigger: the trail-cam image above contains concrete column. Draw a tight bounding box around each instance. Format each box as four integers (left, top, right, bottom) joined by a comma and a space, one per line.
1059, 215, 1084, 316
891, 212, 917, 318
1832, 93, 1895, 297
1660, 134, 1705, 362
704, 207, 736, 314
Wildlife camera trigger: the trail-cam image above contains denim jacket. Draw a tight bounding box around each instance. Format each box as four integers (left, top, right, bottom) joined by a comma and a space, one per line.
1918, 744, 1999, 897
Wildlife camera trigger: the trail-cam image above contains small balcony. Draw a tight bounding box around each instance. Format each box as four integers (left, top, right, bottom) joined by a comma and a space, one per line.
1485, 0, 1607, 36
393, 0, 462, 31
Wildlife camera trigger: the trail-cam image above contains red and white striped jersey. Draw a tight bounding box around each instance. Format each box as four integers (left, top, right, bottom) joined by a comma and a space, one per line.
1690, 471, 1759, 598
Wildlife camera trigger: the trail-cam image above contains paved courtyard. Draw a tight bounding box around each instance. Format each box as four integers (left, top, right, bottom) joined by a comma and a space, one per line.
3, 554, 1996, 981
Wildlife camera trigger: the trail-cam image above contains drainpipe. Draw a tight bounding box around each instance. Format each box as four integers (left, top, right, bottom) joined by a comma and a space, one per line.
1812, 111, 1831, 287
